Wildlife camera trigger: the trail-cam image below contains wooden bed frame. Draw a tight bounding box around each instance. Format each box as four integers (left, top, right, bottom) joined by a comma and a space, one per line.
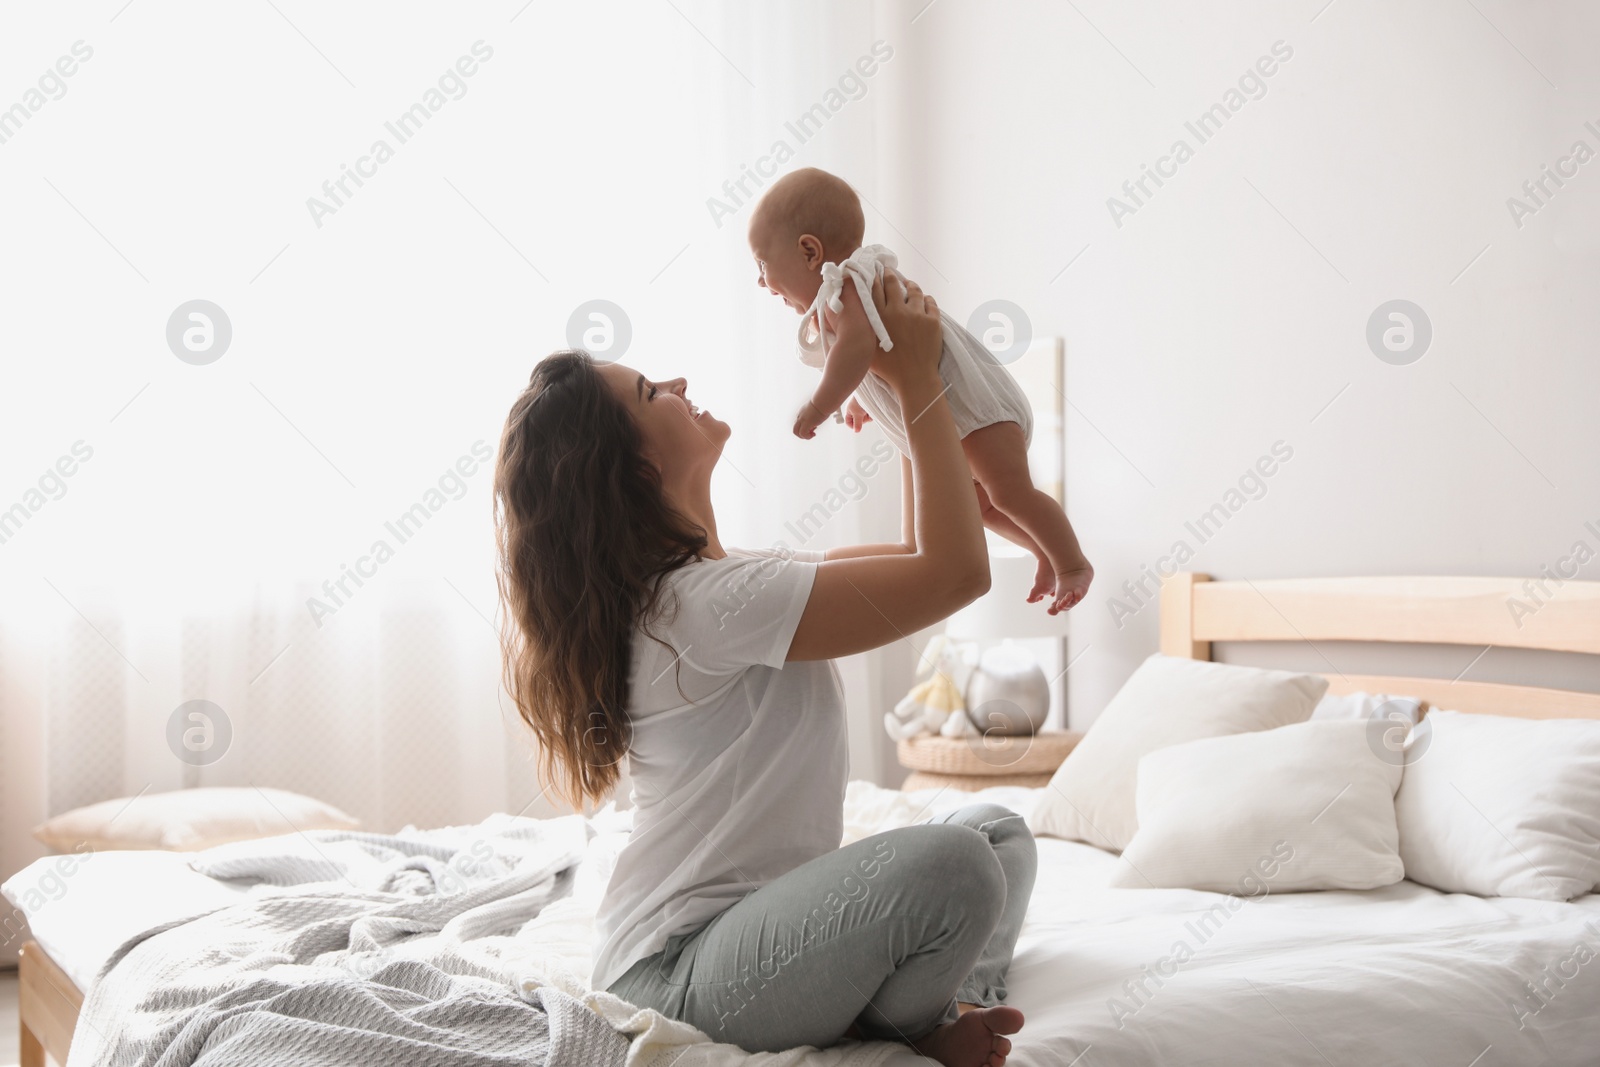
1159, 573, 1600, 719
18, 940, 82, 1067
17, 571, 1600, 1064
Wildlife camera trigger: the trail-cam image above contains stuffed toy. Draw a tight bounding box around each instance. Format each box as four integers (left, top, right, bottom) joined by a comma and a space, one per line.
883, 634, 980, 741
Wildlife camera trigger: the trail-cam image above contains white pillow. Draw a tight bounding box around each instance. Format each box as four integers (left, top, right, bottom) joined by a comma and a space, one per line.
1029, 654, 1327, 851
1395, 711, 1600, 901
1312, 690, 1421, 726
1109, 719, 1404, 892
34, 787, 360, 852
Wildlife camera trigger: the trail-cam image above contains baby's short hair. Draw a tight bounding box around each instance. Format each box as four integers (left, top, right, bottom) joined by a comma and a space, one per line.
752, 168, 865, 259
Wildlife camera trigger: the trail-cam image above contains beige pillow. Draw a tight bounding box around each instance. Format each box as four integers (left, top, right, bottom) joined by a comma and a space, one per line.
34, 787, 360, 852
1110, 719, 1404, 892
1029, 654, 1327, 851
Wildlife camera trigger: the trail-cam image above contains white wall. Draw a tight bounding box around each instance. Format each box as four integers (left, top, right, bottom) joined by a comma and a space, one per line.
861, 0, 1600, 725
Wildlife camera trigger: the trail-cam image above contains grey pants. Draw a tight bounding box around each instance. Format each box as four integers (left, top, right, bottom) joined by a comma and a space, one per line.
606, 803, 1037, 1053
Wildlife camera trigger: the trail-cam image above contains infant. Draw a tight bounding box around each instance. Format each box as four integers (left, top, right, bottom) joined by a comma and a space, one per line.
747, 167, 1093, 613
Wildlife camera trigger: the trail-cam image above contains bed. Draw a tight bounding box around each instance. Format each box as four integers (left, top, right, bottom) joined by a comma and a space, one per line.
9, 571, 1600, 1066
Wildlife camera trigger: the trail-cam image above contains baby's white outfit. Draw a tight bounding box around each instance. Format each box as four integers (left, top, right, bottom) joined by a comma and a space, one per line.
797, 244, 1033, 456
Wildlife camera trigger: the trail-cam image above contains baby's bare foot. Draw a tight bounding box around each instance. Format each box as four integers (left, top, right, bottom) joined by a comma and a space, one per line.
1049, 563, 1094, 615
910, 1006, 1024, 1067
1027, 555, 1054, 604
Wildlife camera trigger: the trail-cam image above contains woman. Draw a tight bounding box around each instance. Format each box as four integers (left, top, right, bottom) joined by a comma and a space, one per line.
494, 274, 1034, 1067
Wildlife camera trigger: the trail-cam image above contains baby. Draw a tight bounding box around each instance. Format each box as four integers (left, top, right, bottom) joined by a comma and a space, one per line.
748, 167, 1094, 613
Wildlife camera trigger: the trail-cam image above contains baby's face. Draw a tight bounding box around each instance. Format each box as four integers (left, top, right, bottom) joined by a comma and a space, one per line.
748, 217, 822, 313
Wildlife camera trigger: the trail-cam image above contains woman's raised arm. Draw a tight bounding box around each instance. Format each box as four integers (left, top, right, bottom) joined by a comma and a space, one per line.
786, 274, 988, 661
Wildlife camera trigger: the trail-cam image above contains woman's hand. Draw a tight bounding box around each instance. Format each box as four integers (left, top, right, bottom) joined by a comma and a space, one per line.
868, 270, 942, 395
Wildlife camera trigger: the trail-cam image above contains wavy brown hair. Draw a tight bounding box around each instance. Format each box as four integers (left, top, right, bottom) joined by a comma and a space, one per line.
494, 350, 706, 808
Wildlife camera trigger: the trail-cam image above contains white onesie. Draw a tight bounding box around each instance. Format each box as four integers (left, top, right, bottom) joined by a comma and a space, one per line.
797, 244, 1033, 456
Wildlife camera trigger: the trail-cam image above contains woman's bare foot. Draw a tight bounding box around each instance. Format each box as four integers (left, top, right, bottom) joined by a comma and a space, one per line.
910, 1005, 1024, 1067
1050, 563, 1094, 615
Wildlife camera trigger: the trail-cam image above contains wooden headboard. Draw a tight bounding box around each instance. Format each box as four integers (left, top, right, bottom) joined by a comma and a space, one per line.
1159, 573, 1600, 720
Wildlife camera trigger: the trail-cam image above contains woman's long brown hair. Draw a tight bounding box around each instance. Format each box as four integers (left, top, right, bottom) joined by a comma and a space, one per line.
494, 351, 706, 808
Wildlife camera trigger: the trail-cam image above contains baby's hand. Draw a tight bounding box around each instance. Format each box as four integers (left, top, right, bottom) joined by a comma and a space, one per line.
844, 398, 871, 433
794, 400, 828, 440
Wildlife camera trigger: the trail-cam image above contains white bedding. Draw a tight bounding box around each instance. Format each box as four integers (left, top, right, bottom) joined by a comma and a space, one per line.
5, 849, 253, 991
8, 784, 1600, 1066
847, 784, 1600, 1066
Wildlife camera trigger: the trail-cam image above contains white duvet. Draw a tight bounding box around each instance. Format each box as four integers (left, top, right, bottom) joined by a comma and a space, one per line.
850, 783, 1600, 1066
10, 782, 1600, 1066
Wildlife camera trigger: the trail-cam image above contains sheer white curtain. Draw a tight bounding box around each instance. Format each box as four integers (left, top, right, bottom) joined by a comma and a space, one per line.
0, 0, 911, 955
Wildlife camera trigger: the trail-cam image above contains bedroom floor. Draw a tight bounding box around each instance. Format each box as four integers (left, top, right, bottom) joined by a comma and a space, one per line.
0, 971, 19, 1067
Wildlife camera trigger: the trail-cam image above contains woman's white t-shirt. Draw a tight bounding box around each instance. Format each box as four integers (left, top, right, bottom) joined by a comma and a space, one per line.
591, 547, 847, 992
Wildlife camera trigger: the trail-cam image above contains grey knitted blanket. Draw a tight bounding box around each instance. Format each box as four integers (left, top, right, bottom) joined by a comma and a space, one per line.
65, 816, 631, 1067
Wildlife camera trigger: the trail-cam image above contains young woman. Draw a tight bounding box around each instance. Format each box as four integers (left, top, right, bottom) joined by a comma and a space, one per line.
494, 274, 1035, 1067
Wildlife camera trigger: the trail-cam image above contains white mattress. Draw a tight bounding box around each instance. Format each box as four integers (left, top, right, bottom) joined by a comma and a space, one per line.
9, 785, 1600, 1065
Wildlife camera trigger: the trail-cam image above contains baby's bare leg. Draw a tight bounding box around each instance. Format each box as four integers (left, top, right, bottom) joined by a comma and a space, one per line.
963, 422, 1093, 613
973, 482, 1054, 605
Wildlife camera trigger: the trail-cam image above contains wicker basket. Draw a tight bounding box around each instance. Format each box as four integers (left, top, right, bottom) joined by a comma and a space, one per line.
897, 730, 1082, 779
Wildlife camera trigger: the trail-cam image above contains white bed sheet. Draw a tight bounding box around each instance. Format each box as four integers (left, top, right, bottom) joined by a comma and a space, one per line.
8, 785, 1600, 1066
1013, 836, 1600, 1065
853, 783, 1600, 1067
3, 849, 254, 991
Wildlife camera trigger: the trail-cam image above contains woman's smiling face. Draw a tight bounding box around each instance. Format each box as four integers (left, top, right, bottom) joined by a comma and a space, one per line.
598, 362, 729, 479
